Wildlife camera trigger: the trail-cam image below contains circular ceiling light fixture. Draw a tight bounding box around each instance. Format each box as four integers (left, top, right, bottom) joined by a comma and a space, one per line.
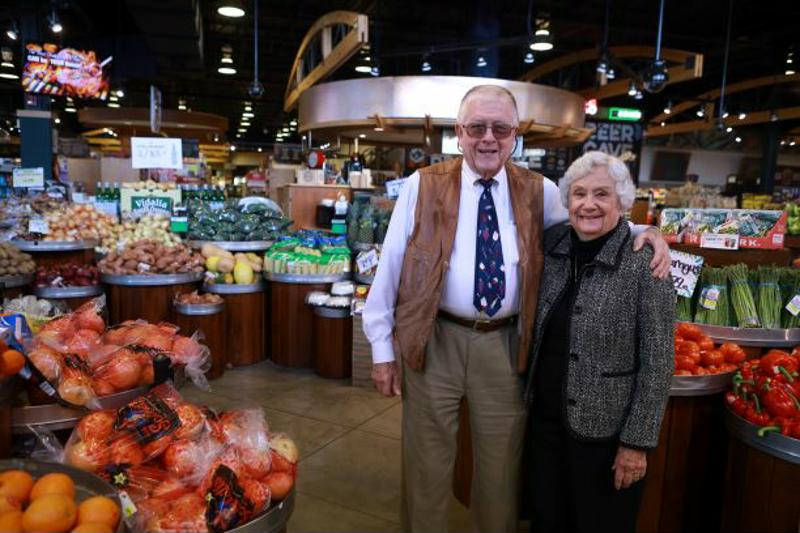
530, 20, 553, 51
217, 2, 245, 18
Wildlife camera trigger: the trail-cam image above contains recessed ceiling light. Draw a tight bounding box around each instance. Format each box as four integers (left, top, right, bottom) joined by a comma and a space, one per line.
116, 89, 124, 98
242, 112, 254, 118
218, 66, 237, 75
738, 112, 746, 120
54, 118, 61, 124
244, 106, 252, 112
726, 126, 733, 133
735, 136, 742, 143
107, 102, 120, 108
257, 147, 262, 152
238, 128, 247, 133
65, 107, 76, 113
359, 133, 366, 138
218, 4, 245, 17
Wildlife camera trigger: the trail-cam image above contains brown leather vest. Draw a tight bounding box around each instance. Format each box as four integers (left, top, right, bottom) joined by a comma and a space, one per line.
393, 157, 545, 373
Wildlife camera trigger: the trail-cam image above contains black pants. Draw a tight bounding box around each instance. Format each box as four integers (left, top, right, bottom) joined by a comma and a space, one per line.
526, 414, 645, 533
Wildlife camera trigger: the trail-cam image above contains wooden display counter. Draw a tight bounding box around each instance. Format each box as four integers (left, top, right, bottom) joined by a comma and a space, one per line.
267, 272, 349, 368
0, 275, 32, 301
277, 184, 352, 230
33, 285, 104, 311
721, 410, 800, 532
204, 283, 266, 367
102, 273, 202, 324
312, 307, 353, 379
11, 240, 97, 268
173, 301, 226, 380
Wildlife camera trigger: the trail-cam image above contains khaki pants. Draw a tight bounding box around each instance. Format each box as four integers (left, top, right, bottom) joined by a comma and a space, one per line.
401, 318, 527, 532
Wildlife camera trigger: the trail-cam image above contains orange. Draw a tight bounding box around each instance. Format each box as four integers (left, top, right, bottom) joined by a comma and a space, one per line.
0, 495, 20, 514
0, 510, 23, 533
0, 349, 25, 377
30, 472, 76, 501
0, 470, 34, 505
22, 493, 77, 533
72, 522, 113, 533
77, 496, 119, 530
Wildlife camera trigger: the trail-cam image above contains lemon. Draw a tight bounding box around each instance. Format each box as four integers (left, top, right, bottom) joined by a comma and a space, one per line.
233, 262, 255, 284
205, 256, 221, 272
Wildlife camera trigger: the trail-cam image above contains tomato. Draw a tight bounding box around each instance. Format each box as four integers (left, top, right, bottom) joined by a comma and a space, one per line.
720, 343, 747, 364
701, 350, 725, 368
674, 369, 692, 376
698, 336, 715, 353
675, 355, 697, 372
692, 367, 710, 376
677, 322, 703, 341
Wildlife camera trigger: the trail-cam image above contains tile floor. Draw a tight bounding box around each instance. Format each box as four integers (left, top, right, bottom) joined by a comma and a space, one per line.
181, 360, 473, 532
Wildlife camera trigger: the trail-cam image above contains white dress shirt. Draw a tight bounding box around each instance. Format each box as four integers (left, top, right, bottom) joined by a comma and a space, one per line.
363, 164, 570, 365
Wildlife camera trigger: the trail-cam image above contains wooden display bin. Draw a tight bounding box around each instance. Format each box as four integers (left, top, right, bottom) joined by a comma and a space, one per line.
173, 301, 226, 380
312, 307, 353, 379
11, 240, 97, 269
33, 285, 104, 311
0, 275, 32, 301
267, 273, 349, 368
102, 273, 202, 324
204, 283, 266, 367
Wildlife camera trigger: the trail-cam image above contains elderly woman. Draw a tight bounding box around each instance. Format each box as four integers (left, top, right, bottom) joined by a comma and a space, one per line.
524, 151, 674, 532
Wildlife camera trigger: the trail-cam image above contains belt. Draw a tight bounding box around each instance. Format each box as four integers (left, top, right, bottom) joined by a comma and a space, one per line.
437, 310, 517, 332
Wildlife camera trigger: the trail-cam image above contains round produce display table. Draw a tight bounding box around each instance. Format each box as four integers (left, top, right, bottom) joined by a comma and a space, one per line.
102, 272, 203, 324
229, 489, 296, 533
312, 306, 353, 379
683, 321, 800, 358
0, 274, 33, 300
636, 372, 735, 533
721, 410, 800, 532
204, 282, 266, 367
265, 272, 350, 368
10, 239, 97, 268
33, 284, 104, 311
189, 240, 273, 252
173, 301, 226, 379
451, 371, 736, 533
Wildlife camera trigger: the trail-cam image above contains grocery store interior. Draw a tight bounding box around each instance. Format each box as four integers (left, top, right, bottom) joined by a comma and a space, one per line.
0, 0, 799, 532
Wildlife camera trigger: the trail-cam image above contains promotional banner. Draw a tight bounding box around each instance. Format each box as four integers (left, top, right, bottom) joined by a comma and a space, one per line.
22, 43, 110, 100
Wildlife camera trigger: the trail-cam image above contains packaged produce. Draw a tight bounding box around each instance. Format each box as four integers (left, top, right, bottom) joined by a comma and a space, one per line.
35, 263, 99, 288
264, 232, 351, 276
673, 322, 744, 376
98, 240, 203, 275
0, 467, 121, 533
174, 292, 224, 306
14, 203, 118, 243
660, 208, 787, 249
188, 201, 291, 242
0, 242, 36, 277
725, 348, 800, 440
201, 244, 263, 285
2, 295, 68, 334
51, 384, 299, 532
23, 297, 211, 407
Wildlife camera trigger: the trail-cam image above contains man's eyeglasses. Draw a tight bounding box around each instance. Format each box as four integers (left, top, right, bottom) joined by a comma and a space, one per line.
461, 122, 517, 140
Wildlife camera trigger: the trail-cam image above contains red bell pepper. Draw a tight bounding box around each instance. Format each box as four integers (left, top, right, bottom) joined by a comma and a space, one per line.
760, 350, 799, 375
761, 379, 800, 418
725, 391, 748, 417
744, 394, 772, 427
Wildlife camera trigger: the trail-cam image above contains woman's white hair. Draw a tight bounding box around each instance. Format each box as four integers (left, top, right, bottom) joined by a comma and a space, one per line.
558, 151, 636, 211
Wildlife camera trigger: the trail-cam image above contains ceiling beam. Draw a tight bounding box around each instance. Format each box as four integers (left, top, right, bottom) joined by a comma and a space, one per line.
645, 106, 800, 137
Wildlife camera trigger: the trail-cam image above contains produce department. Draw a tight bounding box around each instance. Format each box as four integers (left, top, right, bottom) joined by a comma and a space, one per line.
1, 1, 799, 532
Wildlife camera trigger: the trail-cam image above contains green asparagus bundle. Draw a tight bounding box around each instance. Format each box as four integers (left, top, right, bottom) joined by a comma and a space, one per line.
727, 264, 761, 328
756, 266, 782, 329
694, 267, 731, 326
676, 295, 693, 322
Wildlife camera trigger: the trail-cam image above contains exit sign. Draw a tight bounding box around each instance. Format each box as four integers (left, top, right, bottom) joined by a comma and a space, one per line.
608, 107, 642, 121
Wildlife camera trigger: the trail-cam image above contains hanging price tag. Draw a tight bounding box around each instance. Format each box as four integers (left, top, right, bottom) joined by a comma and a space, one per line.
786, 294, 800, 317
118, 490, 138, 520
699, 286, 720, 310
669, 250, 703, 298
356, 249, 379, 274
28, 218, 50, 235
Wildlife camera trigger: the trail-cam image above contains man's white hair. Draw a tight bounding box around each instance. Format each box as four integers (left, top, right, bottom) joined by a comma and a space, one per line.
559, 151, 636, 211
456, 85, 520, 126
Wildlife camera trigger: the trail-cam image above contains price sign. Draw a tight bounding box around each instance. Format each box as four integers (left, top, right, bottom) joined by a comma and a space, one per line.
385, 178, 408, 199
356, 249, 379, 274
700, 233, 740, 250
28, 218, 50, 235
786, 294, 800, 317
669, 250, 704, 298
131, 137, 182, 169
699, 286, 720, 310
12, 167, 44, 188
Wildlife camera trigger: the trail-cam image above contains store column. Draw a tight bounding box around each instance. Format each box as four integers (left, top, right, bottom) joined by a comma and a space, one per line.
18, 108, 54, 181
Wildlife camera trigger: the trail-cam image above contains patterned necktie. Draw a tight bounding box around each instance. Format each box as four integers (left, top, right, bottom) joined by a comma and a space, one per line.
474, 179, 505, 317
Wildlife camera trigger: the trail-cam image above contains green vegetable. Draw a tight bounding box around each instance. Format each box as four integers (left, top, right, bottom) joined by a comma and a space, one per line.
756, 266, 782, 329
676, 295, 693, 322
694, 267, 731, 326
728, 264, 761, 328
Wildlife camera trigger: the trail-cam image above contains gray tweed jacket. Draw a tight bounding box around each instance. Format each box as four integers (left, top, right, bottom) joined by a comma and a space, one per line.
525, 222, 675, 449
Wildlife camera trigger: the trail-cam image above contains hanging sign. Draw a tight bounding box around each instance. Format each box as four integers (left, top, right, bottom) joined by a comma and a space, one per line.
12, 167, 45, 188
669, 250, 704, 298
131, 137, 182, 169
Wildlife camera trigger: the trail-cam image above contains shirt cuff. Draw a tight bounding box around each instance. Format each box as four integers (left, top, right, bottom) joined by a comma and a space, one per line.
370, 339, 396, 365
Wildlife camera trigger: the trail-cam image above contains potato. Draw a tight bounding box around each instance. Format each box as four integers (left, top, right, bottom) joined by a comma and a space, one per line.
123, 259, 138, 271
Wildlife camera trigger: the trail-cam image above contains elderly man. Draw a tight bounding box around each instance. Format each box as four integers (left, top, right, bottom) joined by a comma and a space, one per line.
363, 84, 669, 532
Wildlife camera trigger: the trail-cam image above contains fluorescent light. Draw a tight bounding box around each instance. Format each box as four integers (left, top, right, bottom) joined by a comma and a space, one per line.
242, 112, 254, 118
786, 69, 796, 75
109, 95, 118, 102
218, 5, 245, 17
237, 128, 247, 132
65, 107, 76, 113
240, 121, 250, 126
0, 72, 18, 79
218, 66, 237, 75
